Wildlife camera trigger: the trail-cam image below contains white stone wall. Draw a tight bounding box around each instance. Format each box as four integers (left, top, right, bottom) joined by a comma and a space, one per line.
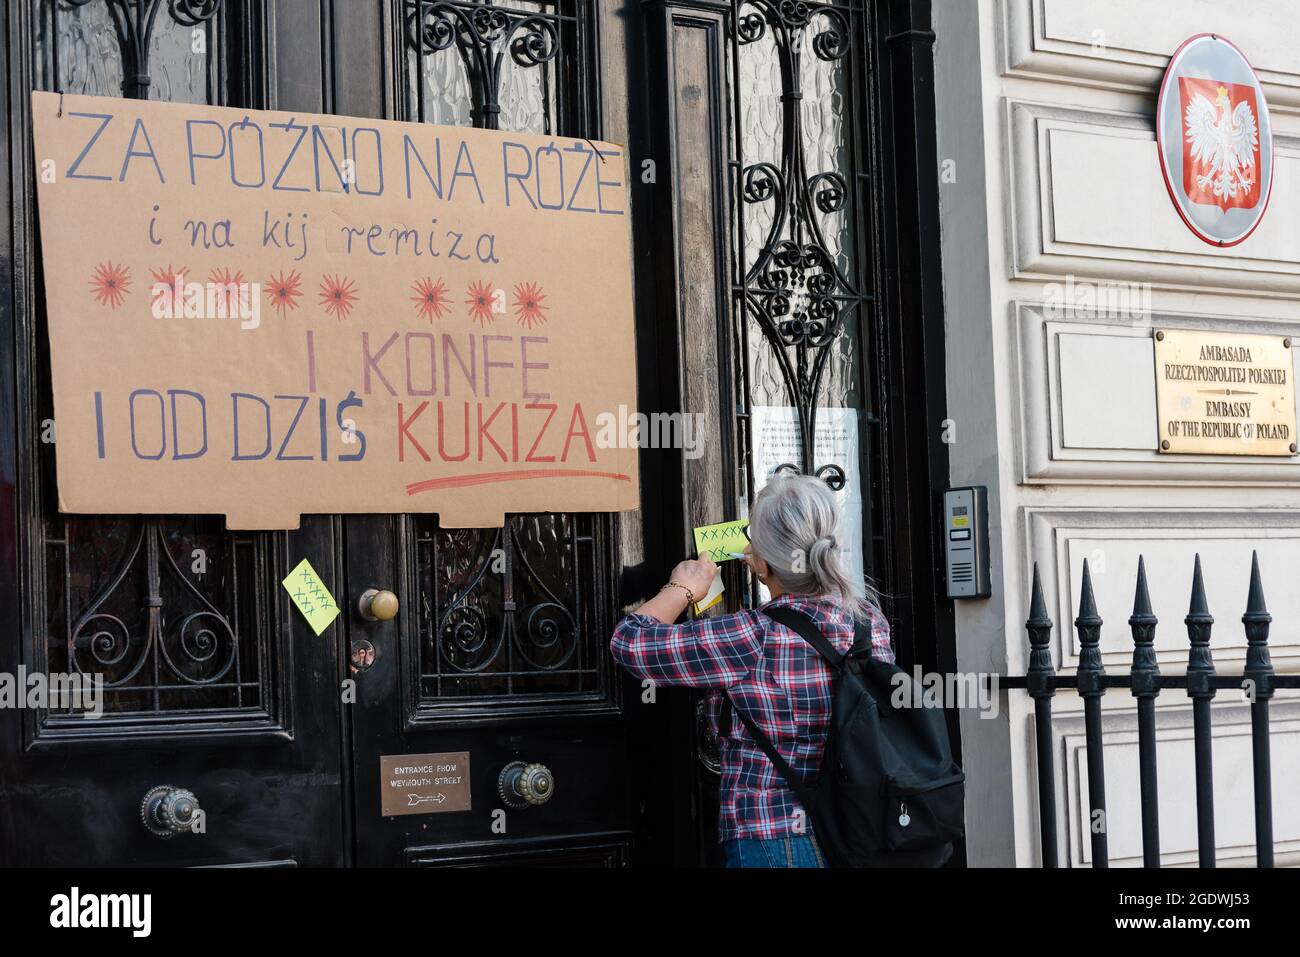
933, 0, 1300, 867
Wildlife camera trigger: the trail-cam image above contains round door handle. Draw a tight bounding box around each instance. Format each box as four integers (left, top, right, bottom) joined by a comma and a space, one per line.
140, 785, 201, 838
498, 761, 554, 809
358, 588, 400, 621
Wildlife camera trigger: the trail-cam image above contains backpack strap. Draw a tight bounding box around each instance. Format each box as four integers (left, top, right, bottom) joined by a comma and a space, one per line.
720, 605, 846, 809
764, 606, 847, 669
719, 606, 840, 741
850, 617, 877, 661
723, 690, 818, 811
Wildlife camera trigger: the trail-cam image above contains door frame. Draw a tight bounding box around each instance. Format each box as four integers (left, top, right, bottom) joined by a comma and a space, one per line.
634, 0, 957, 863
0, 0, 955, 867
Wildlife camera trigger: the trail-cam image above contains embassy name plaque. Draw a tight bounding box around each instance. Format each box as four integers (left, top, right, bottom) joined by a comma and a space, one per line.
1154, 329, 1296, 456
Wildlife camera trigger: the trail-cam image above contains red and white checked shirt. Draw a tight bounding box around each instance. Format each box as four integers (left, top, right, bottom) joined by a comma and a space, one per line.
610, 592, 894, 841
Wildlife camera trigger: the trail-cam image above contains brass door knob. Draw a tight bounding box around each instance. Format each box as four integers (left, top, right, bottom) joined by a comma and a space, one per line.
358, 588, 400, 621
498, 761, 555, 809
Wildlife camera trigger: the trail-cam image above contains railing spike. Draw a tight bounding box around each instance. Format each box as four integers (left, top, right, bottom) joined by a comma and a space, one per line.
1027, 562, 1052, 637
1187, 553, 1212, 621
1244, 550, 1270, 623
1130, 554, 1156, 624
1241, 550, 1274, 679
1026, 562, 1055, 686
1077, 558, 1101, 627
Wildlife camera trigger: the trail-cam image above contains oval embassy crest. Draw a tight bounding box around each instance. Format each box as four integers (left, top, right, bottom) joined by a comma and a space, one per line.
1156, 34, 1274, 247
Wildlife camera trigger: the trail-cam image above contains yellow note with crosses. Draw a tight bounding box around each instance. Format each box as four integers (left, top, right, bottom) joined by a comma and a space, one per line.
693, 520, 750, 563
282, 558, 341, 636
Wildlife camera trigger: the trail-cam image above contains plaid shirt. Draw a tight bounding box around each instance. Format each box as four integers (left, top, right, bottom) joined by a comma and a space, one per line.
611, 592, 894, 841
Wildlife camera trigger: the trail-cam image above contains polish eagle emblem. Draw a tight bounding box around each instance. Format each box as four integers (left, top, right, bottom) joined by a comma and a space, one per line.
1181, 78, 1261, 210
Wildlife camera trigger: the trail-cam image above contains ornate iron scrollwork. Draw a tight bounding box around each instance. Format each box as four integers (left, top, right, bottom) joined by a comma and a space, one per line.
404, 0, 559, 129
815, 462, 846, 491
434, 518, 578, 675
735, 0, 857, 482
419, 513, 595, 698
63, 0, 225, 99
68, 517, 241, 697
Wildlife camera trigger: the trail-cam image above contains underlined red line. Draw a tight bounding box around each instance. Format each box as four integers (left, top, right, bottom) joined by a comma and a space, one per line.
405, 468, 632, 495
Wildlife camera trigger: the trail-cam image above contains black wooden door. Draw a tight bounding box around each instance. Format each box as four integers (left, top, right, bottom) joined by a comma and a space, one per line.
0, 0, 675, 868
328, 0, 649, 868
639, 0, 956, 863
344, 513, 636, 866
0, 0, 348, 867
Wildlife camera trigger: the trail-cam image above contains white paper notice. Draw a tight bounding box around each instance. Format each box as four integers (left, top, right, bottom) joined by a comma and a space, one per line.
749, 406, 866, 596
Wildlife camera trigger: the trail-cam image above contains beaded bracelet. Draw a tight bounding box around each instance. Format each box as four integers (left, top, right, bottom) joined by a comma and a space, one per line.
660, 581, 696, 604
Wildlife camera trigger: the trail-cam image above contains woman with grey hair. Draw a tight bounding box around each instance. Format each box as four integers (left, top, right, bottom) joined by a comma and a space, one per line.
611, 472, 894, 867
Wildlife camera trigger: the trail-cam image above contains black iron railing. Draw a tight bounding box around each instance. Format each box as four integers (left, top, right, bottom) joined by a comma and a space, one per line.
1001, 552, 1300, 868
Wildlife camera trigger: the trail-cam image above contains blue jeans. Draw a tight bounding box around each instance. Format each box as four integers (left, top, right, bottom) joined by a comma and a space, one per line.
722, 834, 826, 868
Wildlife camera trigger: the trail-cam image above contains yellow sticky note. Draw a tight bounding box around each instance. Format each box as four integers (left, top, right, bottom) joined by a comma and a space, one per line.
694, 572, 725, 615
282, 558, 341, 636
693, 520, 750, 562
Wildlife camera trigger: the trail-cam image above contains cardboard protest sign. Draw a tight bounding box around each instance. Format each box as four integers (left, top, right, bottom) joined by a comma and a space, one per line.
30, 92, 639, 528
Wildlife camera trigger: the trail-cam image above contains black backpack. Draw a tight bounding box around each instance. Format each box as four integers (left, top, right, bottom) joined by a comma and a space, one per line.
723, 606, 965, 867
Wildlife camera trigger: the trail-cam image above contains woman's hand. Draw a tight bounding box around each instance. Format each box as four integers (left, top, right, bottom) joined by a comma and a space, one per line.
623, 555, 721, 625
667, 556, 720, 600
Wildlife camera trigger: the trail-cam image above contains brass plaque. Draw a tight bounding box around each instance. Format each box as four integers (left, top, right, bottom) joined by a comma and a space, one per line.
1154, 329, 1296, 456
380, 752, 470, 816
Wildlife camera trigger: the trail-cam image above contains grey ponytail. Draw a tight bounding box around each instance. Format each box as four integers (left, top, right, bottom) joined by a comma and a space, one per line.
748, 472, 879, 619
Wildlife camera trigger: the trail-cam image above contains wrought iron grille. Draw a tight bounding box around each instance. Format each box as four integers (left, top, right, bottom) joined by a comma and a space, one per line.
47, 0, 226, 102
404, 0, 580, 132
401, 0, 613, 707
728, 0, 882, 604
45, 516, 270, 715
25, 0, 280, 728
412, 514, 604, 698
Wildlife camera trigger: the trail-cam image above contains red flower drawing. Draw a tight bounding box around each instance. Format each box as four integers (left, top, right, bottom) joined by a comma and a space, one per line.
266, 270, 304, 317
465, 280, 497, 326
208, 267, 248, 313
411, 277, 451, 322
89, 261, 131, 309
149, 264, 188, 309
319, 274, 359, 320
513, 282, 549, 328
